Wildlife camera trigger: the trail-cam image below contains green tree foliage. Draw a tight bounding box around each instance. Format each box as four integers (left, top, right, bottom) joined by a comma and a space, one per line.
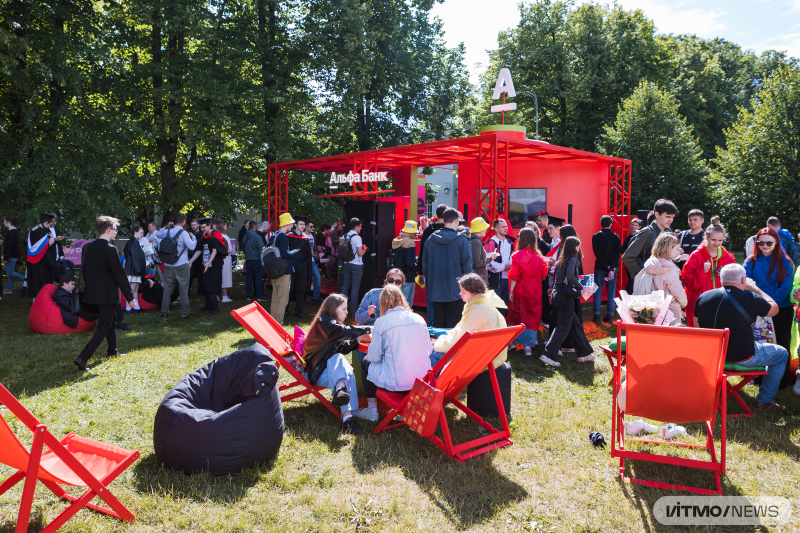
601, 81, 709, 212
711, 67, 800, 246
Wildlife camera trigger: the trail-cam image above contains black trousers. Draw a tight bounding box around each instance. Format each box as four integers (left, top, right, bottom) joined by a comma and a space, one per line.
433, 300, 465, 328
290, 267, 307, 314
79, 305, 117, 362
204, 290, 219, 312
543, 287, 593, 358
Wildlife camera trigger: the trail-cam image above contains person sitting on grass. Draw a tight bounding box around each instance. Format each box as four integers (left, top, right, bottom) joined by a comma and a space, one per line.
302, 294, 372, 435
356, 284, 432, 422
53, 275, 90, 329
355, 269, 407, 326
429, 273, 508, 369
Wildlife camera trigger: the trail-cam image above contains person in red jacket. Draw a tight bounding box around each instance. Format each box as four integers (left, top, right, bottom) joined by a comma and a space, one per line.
508, 227, 549, 355
681, 221, 736, 326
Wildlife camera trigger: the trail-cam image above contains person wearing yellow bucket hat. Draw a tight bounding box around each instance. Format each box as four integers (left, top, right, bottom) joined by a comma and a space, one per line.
469, 217, 499, 286
266, 212, 300, 325
390, 221, 420, 305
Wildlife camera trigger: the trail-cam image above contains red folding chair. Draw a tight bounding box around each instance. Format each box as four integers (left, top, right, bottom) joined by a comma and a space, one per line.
720, 364, 769, 418
230, 302, 340, 417
0, 383, 140, 533
373, 325, 523, 462
611, 321, 729, 495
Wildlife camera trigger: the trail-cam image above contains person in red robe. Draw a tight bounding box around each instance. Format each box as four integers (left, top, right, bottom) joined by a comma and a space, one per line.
508, 227, 549, 355
681, 222, 735, 326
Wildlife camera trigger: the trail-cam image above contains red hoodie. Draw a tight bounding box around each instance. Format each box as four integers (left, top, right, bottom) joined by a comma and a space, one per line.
681, 244, 736, 326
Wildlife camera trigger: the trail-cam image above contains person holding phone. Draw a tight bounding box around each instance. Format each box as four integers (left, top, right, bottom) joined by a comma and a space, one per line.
469, 218, 497, 285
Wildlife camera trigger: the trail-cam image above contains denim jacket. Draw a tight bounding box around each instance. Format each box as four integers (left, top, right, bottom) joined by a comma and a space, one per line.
355, 288, 383, 325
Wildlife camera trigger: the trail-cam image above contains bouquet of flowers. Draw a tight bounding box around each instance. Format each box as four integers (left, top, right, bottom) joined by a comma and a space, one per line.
614, 290, 675, 326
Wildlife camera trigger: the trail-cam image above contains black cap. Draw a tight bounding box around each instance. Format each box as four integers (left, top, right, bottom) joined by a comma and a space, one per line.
548, 216, 564, 227
198, 217, 212, 226
39, 213, 54, 223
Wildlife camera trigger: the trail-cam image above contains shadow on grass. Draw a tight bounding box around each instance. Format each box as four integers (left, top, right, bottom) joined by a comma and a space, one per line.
346, 406, 529, 529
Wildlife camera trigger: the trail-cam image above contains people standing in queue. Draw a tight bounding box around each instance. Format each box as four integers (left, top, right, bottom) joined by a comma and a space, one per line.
74, 216, 135, 371
469, 217, 497, 286
188, 218, 203, 295
288, 218, 312, 318
340, 218, 367, 316
487, 218, 515, 308
189, 218, 228, 316
681, 221, 735, 327
507, 227, 548, 355
621, 218, 642, 294
267, 213, 300, 325
390, 220, 419, 306
418, 204, 446, 326
591, 215, 621, 324
156, 214, 197, 319
242, 220, 268, 301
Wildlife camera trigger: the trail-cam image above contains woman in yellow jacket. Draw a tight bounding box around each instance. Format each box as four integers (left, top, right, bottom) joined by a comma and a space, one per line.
429, 273, 508, 369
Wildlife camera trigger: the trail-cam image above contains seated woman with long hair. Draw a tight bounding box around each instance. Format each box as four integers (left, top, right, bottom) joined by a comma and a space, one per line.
356, 284, 432, 422
302, 294, 372, 435
429, 273, 509, 369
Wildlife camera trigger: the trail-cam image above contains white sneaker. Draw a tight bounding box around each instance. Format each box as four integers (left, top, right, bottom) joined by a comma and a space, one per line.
661, 423, 687, 441
793, 371, 800, 395
562, 347, 576, 353
524, 346, 532, 356
539, 355, 561, 367
624, 419, 659, 436
556, 350, 564, 357
577, 354, 596, 363
355, 408, 379, 422
221, 296, 233, 303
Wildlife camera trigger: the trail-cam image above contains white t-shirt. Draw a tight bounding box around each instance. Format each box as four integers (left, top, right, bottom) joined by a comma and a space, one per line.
346, 230, 363, 265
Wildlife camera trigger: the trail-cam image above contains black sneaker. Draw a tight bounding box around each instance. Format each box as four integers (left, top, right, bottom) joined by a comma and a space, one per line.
341, 417, 363, 436
199, 306, 210, 311
207, 309, 220, 316
593, 315, 601, 325
118, 323, 132, 331
332, 384, 350, 407
602, 315, 613, 324
74, 358, 87, 371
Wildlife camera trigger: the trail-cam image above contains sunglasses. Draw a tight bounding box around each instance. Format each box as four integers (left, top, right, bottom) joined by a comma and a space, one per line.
386, 278, 403, 285
757, 241, 776, 247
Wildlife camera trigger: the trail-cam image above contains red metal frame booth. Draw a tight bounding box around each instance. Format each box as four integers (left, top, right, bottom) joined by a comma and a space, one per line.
266, 130, 632, 303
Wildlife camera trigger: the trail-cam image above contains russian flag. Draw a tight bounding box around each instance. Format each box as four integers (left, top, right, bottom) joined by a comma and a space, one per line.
27, 231, 49, 264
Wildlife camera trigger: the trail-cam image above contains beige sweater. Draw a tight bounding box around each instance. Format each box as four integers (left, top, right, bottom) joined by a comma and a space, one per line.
433, 290, 508, 368
641, 256, 688, 319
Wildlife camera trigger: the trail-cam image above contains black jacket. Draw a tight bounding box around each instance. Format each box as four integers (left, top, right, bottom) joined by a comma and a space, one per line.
591, 228, 621, 273
3, 228, 20, 260
81, 239, 134, 305
53, 287, 80, 328
416, 222, 444, 275
302, 314, 370, 385
287, 231, 311, 271
123, 238, 147, 277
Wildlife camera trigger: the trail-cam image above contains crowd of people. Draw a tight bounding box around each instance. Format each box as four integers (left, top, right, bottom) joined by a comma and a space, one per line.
2, 197, 799, 433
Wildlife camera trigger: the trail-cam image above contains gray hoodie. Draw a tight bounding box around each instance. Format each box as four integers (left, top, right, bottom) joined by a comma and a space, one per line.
421, 227, 473, 302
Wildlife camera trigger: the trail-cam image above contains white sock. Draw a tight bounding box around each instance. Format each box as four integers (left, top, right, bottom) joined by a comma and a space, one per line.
342, 409, 352, 422
367, 398, 378, 410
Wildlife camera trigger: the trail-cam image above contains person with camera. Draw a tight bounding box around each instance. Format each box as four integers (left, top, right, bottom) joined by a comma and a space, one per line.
74, 216, 134, 371
156, 214, 197, 319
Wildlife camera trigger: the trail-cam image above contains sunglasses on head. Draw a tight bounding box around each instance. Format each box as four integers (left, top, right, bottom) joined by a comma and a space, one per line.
386, 278, 403, 285
757, 240, 776, 247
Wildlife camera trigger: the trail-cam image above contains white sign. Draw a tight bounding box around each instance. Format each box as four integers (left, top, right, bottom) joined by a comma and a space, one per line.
329, 169, 389, 189
491, 68, 517, 113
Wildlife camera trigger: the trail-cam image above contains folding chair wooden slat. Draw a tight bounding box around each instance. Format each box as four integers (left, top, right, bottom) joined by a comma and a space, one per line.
374, 325, 523, 462
0, 383, 139, 533
610, 321, 729, 495
230, 302, 340, 417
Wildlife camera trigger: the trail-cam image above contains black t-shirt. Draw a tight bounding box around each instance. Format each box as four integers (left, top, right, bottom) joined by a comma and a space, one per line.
695, 286, 772, 363
677, 230, 705, 269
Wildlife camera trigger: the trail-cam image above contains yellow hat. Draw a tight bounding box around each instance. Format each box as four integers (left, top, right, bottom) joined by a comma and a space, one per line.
470, 217, 490, 234
278, 213, 295, 227
402, 220, 418, 234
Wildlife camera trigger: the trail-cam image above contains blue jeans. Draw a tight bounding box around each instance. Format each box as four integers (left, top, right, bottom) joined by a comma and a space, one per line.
402, 281, 415, 307
5, 258, 24, 290
738, 342, 789, 404
592, 269, 617, 317
426, 293, 434, 326
245, 259, 265, 299
311, 261, 321, 300
314, 353, 360, 415
430, 350, 446, 367
514, 328, 538, 347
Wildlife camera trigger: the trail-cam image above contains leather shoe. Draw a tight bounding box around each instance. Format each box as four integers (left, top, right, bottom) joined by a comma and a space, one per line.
73, 358, 87, 371
602, 315, 613, 324
207, 309, 220, 316
332, 384, 350, 407
756, 401, 781, 410
341, 417, 363, 436
117, 323, 132, 331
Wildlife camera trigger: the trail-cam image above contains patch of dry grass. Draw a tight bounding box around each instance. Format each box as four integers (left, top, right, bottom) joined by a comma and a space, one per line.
0, 278, 798, 532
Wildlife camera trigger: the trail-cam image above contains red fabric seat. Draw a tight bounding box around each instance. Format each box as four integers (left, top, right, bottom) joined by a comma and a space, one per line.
29, 285, 95, 335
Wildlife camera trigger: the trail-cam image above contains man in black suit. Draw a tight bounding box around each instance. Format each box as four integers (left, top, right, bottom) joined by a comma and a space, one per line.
75, 216, 135, 371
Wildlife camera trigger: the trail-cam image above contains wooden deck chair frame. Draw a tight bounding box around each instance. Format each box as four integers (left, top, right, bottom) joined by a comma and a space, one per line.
610, 321, 729, 496
230, 302, 341, 418
721, 370, 768, 418
373, 325, 523, 462
0, 383, 139, 533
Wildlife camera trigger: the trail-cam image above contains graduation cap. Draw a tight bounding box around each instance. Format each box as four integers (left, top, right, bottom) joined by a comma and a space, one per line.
39, 213, 54, 224
197, 217, 212, 226
548, 216, 565, 227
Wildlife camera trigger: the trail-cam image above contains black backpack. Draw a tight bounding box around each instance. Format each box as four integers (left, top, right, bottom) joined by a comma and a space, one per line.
261, 241, 288, 279
338, 234, 356, 262
387, 247, 405, 271
58, 260, 76, 279
158, 228, 184, 264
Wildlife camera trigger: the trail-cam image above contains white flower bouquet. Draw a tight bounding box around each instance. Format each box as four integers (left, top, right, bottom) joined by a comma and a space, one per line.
615, 290, 675, 326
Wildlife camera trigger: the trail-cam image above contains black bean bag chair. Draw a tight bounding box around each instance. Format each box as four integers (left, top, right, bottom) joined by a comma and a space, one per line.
153, 342, 284, 476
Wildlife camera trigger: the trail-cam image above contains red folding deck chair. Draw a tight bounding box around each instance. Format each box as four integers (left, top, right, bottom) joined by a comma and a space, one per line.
611, 322, 729, 495
230, 302, 340, 417
719, 364, 769, 418
373, 325, 523, 462
0, 383, 139, 533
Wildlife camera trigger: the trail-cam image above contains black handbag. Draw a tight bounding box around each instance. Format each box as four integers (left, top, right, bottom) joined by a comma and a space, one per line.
562, 283, 582, 298
75, 245, 100, 319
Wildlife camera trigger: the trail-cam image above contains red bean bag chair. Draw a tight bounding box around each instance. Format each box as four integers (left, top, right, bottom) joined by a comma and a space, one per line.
29, 284, 96, 335
119, 290, 159, 311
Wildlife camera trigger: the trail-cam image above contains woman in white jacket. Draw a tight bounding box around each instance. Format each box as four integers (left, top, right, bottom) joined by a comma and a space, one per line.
356, 284, 432, 422
635, 232, 688, 320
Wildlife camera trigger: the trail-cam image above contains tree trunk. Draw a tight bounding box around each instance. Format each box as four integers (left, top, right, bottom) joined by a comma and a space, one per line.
258, 0, 280, 165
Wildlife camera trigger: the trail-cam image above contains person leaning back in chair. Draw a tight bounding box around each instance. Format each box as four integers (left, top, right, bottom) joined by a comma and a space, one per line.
694, 263, 787, 410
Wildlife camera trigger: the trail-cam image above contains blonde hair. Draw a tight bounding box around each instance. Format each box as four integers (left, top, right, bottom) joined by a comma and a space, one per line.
651, 232, 679, 260
379, 284, 410, 316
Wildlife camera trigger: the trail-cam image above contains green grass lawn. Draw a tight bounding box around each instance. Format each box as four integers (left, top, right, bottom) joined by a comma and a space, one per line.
1, 274, 799, 532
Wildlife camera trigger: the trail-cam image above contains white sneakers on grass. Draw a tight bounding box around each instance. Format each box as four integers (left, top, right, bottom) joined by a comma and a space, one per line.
624, 419, 658, 436
355, 408, 379, 422
524, 346, 532, 356
661, 423, 687, 441
577, 354, 595, 363
539, 355, 561, 367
